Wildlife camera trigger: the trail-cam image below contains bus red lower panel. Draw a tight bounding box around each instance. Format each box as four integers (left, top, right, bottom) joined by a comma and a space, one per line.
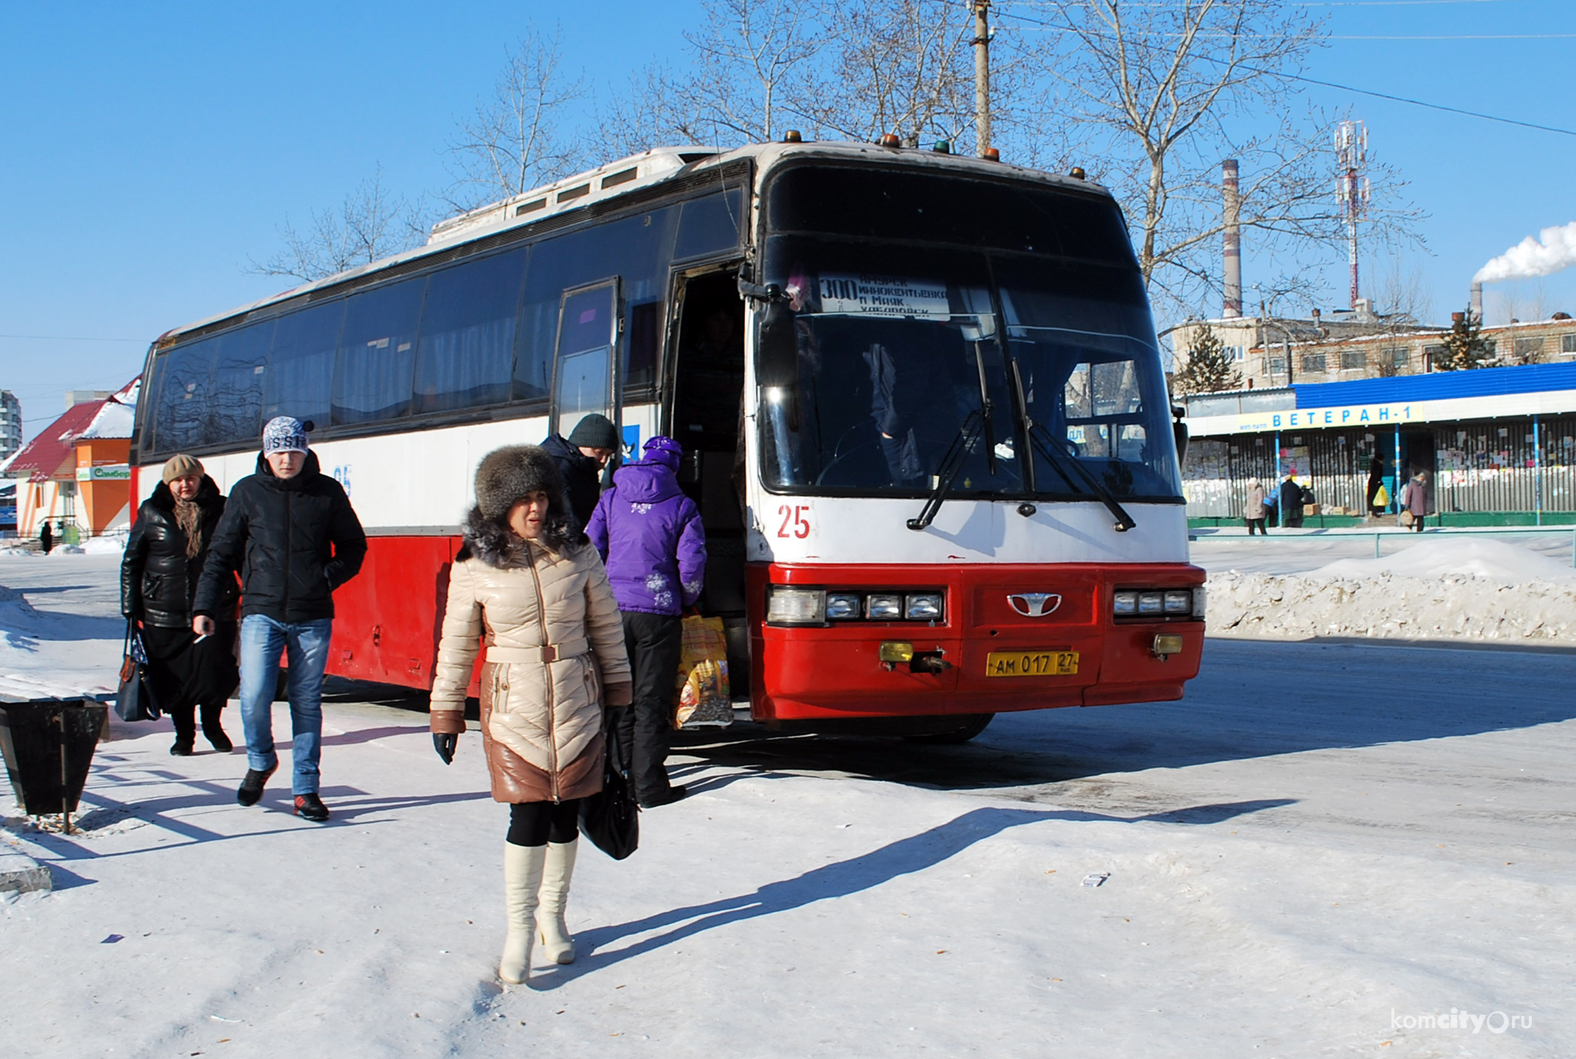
326, 535, 461, 689
748, 562, 1204, 722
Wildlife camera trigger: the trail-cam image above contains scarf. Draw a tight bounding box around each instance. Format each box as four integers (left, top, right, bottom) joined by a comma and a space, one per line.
174, 499, 203, 560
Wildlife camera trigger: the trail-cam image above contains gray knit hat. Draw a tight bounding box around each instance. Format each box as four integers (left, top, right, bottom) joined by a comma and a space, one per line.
262, 416, 309, 455
473, 445, 565, 520
566, 413, 619, 451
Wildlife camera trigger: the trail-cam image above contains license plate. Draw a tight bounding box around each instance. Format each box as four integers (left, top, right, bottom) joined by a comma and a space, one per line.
985, 650, 1079, 677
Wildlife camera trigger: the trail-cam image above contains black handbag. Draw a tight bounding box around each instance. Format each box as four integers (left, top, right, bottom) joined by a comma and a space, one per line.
113, 621, 163, 723
578, 724, 639, 860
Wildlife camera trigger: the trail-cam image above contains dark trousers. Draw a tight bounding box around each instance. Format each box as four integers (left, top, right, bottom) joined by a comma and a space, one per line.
617, 611, 682, 802
507, 799, 580, 847
1245, 518, 1266, 535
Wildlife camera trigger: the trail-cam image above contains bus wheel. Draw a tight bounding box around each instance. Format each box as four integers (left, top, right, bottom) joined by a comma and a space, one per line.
904, 713, 994, 744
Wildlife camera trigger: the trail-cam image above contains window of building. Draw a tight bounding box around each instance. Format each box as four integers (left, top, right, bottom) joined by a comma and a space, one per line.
1268, 357, 1286, 374
1423, 344, 1445, 370
1223, 344, 1246, 362
1381, 345, 1409, 370
1300, 352, 1326, 373
1562, 333, 1576, 355
1340, 349, 1367, 370
1514, 335, 1545, 360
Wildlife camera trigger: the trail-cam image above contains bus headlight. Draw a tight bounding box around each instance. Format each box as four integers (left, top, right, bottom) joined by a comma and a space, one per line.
825, 592, 863, 620
1137, 591, 1164, 615
1113, 590, 1138, 616
866, 593, 904, 620
1163, 590, 1192, 615
905, 593, 943, 620
767, 587, 825, 626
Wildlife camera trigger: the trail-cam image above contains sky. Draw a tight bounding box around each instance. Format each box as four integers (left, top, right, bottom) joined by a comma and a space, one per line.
2, 0, 1573, 442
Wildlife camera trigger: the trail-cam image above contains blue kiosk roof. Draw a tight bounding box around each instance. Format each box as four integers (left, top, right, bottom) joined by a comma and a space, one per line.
1293, 362, 1576, 409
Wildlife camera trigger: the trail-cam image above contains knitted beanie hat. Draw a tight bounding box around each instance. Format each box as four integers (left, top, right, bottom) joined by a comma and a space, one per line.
473, 445, 565, 521
262, 416, 309, 455
566, 413, 620, 451
161, 454, 204, 484
642, 434, 683, 472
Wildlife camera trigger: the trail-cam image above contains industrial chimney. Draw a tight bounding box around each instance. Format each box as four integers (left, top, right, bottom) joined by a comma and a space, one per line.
1470, 281, 1483, 323
1222, 159, 1242, 319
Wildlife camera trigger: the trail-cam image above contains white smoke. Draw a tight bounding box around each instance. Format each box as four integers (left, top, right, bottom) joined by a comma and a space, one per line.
1474, 221, 1576, 283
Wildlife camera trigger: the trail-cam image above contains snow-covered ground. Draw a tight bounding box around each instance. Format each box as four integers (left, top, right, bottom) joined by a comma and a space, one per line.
1193, 531, 1576, 646
3, 553, 1574, 1056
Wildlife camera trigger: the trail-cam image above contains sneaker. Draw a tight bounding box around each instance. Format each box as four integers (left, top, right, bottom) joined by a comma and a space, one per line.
294, 793, 330, 822
237, 765, 276, 806
638, 785, 687, 809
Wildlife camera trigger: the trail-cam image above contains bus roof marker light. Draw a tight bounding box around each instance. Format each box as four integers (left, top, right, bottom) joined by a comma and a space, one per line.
1069, 167, 1086, 180
932, 140, 951, 154
783, 129, 802, 143
983, 148, 1001, 162
879, 133, 901, 148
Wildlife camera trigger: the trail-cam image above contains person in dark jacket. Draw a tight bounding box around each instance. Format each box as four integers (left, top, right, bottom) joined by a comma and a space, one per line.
121, 455, 240, 755
540, 414, 620, 532
40, 521, 53, 555
192, 416, 367, 821
1365, 456, 1386, 518
1278, 474, 1305, 529
586, 435, 706, 808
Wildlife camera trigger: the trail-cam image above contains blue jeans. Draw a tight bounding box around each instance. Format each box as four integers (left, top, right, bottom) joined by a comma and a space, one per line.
238, 615, 334, 795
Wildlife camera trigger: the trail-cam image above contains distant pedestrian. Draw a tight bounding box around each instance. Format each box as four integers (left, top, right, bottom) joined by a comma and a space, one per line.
1365, 457, 1386, 518
540, 414, 621, 533
1243, 478, 1267, 535
1401, 470, 1429, 532
428, 444, 631, 985
1279, 474, 1305, 529
120, 455, 239, 755
39, 521, 53, 555
192, 416, 367, 821
586, 435, 706, 809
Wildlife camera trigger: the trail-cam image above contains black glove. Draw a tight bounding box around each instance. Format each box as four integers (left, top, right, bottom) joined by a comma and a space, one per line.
433, 732, 457, 765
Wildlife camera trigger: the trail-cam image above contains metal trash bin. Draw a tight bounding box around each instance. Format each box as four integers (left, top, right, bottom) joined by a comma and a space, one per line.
0, 699, 107, 830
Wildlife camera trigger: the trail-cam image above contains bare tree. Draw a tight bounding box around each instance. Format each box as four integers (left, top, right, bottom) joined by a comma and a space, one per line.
667, 0, 827, 145
249, 166, 427, 283
1373, 254, 1433, 326
805, 0, 975, 148
1022, 1, 1419, 320
446, 29, 586, 210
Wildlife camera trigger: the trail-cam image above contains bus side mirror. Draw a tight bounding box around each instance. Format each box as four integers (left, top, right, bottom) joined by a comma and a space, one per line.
1172, 406, 1189, 464
756, 300, 798, 389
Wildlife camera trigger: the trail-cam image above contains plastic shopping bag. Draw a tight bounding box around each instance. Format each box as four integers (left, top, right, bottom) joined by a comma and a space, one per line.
673, 615, 732, 728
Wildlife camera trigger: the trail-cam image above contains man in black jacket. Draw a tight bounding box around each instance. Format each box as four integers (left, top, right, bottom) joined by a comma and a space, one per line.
540, 413, 619, 533
193, 417, 367, 821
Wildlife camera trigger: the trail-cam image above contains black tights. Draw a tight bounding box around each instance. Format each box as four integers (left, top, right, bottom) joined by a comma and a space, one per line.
507, 799, 580, 847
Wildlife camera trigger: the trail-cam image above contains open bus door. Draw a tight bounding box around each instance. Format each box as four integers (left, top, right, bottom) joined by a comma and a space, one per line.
665, 265, 751, 693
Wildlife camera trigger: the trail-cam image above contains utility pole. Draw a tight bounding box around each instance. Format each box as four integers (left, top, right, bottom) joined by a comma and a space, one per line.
972, 0, 992, 156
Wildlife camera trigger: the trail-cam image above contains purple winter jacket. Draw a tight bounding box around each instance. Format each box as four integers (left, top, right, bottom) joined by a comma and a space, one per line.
587, 460, 707, 615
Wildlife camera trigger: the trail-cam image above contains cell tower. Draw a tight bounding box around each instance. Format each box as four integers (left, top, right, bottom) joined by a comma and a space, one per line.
1335, 120, 1371, 310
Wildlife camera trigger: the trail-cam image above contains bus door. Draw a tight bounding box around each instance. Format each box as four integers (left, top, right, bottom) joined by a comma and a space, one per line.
666, 265, 749, 687
551, 279, 621, 443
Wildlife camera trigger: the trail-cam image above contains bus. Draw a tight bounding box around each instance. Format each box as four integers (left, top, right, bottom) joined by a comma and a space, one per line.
130, 139, 1205, 741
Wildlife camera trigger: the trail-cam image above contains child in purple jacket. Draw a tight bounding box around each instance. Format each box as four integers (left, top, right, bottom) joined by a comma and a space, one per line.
586, 435, 706, 807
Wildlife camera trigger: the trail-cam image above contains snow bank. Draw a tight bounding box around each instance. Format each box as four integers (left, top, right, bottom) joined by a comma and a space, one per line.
1307, 537, 1576, 585
80, 533, 128, 556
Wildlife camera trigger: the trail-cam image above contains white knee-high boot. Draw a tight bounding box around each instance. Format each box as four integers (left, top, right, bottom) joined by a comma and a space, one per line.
537, 837, 579, 965
500, 842, 546, 984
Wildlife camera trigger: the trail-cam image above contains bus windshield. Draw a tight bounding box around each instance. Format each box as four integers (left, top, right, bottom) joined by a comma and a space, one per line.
756, 234, 1183, 503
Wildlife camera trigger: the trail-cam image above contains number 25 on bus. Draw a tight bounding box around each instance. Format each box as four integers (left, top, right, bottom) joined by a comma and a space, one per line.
132, 138, 1204, 742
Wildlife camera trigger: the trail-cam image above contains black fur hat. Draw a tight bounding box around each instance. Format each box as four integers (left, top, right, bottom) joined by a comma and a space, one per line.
464, 444, 582, 560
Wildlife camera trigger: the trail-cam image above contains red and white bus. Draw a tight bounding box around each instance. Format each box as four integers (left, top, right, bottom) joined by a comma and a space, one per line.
131, 140, 1204, 740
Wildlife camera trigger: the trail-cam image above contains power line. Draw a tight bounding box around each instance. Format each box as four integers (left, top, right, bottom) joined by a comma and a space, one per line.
994, 9, 1576, 138
0, 333, 143, 343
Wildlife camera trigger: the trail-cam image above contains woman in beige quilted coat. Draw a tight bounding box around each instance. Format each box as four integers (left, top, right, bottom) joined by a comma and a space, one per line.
429, 444, 631, 985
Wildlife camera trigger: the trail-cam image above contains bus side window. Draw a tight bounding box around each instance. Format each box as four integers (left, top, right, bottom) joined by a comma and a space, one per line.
333, 276, 424, 426
210, 320, 273, 446
152, 337, 217, 453
552, 281, 619, 435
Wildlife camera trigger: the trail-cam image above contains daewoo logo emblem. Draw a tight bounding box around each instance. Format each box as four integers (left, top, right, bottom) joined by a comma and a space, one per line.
1007, 593, 1062, 617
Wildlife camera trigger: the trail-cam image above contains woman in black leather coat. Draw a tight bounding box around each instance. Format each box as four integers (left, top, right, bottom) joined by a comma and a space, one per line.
120, 455, 240, 754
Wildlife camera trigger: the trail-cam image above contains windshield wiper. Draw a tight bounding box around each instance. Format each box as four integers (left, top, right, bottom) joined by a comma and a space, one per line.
906, 408, 984, 531
1005, 358, 1136, 532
